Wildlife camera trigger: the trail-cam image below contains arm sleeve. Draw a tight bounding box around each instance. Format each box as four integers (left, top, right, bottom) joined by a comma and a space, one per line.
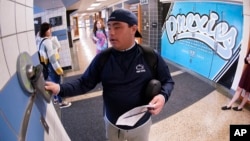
44, 39, 63, 75
58, 55, 102, 97
155, 54, 175, 102
91, 32, 98, 42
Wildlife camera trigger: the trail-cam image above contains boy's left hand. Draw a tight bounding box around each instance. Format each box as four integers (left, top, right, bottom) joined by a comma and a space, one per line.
148, 94, 165, 115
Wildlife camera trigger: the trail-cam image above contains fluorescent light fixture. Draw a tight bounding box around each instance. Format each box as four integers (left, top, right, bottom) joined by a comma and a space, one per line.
96, 0, 107, 1
91, 2, 101, 7
87, 7, 95, 10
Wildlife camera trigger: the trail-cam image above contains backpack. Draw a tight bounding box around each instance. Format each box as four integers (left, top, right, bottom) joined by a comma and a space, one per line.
98, 44, 158, 78
38, 38, 49, 79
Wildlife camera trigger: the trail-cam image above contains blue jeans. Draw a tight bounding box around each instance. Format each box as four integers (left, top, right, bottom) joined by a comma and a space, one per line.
46, 63, 63, 103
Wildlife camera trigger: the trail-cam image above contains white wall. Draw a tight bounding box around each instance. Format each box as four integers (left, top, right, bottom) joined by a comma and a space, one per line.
0, 0, 71, 140
231, 0, 250, 91
0, 0, 36, 90
34, 7, 72, 68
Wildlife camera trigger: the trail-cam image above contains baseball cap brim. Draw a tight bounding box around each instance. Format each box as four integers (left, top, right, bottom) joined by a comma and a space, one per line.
135, 30, 142, 38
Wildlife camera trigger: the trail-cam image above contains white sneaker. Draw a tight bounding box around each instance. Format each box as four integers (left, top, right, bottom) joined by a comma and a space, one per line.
59, 101, 72, 108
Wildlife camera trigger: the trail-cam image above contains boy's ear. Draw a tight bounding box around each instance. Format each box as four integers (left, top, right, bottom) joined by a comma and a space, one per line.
131, 25, 138, 34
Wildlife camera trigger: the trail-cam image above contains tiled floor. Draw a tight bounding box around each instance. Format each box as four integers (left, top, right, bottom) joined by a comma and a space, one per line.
63, 27, 250, 141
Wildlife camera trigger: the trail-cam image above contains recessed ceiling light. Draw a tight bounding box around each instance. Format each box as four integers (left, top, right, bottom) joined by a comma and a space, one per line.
87, 7, 95, 10
91, 2, 101, 7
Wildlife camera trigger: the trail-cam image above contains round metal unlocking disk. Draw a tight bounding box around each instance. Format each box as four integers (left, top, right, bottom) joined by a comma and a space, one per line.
16, 52, 35, 94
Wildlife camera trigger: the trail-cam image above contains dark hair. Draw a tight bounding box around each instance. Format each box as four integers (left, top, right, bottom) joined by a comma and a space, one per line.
39, 22, 51, 37
93, 19, 105, 36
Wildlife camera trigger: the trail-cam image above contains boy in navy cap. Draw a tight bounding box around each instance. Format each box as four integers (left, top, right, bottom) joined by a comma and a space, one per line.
45, 8, 174, 141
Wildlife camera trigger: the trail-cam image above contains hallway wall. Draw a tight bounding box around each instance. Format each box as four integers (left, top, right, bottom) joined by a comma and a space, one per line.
0, 0, 70, 140
0, 0, 249, 140
34, 6, 72, 69
0, 0, 36, 89
161, 1, 250, 94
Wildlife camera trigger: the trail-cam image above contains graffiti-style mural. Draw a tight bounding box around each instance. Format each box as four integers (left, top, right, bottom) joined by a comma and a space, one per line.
161, 1, 243, 88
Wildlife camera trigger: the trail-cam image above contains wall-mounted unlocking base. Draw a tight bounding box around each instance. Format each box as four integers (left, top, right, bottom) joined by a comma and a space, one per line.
16, 52, 35, 94
31, 64, 52, 103
16, 52, 52, 141
16, 52, 52, 103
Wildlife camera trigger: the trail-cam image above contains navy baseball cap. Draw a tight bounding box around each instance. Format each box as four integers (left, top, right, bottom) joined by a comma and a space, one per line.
108, 8, 142, 38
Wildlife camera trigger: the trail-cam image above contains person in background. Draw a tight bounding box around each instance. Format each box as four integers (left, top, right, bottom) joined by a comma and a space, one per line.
221, 50, 250, 111
45, 9, 174, 141
38, 22, 71, 108
92, 19, 108, 54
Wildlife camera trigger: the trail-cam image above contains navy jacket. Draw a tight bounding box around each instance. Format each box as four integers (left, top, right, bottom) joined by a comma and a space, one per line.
59, 43, 174, 129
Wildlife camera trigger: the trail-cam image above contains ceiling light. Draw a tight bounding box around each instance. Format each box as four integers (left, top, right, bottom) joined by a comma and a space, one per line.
96, 0, 107, 1
87, 7, 95, 10
91, 2, 101, 7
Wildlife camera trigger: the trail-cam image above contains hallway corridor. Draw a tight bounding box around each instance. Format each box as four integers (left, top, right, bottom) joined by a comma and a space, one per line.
61, 27, 250, 141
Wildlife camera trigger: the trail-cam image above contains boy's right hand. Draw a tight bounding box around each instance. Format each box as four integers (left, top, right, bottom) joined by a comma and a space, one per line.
45, 81, 60, 95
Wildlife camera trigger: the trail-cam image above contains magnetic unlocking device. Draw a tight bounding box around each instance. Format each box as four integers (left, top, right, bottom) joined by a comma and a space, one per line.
17, 52, 52, 103
16, 52, 35, 94
16, 52, 52, 141
28, 64, 52, 103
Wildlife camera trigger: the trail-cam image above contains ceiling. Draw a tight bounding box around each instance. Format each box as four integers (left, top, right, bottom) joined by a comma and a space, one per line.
34, 0, 139, 14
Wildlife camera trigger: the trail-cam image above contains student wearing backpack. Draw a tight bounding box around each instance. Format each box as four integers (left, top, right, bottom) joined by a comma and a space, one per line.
38, 22, 71, 108
45, 9, 174, 141
92, 19, 108, 54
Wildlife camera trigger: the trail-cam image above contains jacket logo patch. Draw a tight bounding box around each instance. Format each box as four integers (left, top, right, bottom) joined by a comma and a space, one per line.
136, 64, 146, 73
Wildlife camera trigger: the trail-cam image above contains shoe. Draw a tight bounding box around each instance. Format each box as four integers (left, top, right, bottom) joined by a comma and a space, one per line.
59, 101, 72, 108
221, 106, 231, 110
232, 107, 242, 111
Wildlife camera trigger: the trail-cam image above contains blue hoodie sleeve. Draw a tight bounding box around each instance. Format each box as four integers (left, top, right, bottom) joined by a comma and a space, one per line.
58, 55, 102, 97
155, 53, 175, 102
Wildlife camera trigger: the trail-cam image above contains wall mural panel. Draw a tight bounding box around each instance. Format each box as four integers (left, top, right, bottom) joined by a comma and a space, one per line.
161, 1, 243, 88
